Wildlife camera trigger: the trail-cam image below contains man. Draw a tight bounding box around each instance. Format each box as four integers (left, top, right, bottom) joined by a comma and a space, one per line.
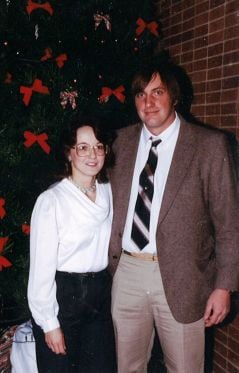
108, 60, 239, 372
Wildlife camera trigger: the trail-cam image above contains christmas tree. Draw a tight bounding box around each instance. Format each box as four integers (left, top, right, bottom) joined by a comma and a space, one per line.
0, 0, 162, 323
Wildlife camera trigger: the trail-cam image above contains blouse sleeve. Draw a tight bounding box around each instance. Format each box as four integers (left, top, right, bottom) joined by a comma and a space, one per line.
27, 190, 60, 333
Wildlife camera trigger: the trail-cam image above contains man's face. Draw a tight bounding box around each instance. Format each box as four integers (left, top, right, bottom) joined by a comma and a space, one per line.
135, 73, 176, 135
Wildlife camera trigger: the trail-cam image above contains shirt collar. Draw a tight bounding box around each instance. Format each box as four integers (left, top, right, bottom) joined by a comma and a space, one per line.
142, 112, 180, 145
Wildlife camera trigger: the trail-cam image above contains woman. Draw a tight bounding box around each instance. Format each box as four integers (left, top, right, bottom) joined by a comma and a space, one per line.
28, 114, 116, 372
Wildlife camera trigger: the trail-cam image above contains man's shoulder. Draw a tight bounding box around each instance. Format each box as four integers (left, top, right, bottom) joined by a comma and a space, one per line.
181, 117, 228, 143
116, 122, 141, 138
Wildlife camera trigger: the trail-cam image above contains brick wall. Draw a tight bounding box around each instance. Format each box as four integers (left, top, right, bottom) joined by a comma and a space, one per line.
156, 0, 239, 139
155, 0, 239, 372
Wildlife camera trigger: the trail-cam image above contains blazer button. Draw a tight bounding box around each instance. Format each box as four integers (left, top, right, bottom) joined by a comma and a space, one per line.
118, 233, 122, 238
113, 255, 118, 259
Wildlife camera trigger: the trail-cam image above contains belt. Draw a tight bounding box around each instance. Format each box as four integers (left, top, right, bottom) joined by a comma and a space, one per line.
56, 269, 108, 279
123, 250, 158, 261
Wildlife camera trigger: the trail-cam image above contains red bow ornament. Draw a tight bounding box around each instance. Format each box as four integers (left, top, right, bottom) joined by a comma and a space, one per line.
60, 91, 78, 110
99, 86, 125, 103
55, 54, 68, 68
41, 49, 68, 68
136, 17, 159, 37
0, 237, 12, 271
94, 13, 111, 31
24, 131, 51, 154
20, 79, 50, 106
26, 0, 54, 16
40, 47, 52, 61
0, 198, 6, 219
22, 224, 30, 235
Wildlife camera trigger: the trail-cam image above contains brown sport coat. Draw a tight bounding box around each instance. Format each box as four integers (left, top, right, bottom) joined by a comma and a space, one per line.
108, 117, 239, 323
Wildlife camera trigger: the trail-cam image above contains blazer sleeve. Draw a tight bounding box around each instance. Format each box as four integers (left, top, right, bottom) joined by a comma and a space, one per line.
207, 133, 239, 291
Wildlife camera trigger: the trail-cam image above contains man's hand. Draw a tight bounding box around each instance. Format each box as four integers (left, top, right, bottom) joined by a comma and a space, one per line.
204, 288, 231, 327
45, 327, 66, 355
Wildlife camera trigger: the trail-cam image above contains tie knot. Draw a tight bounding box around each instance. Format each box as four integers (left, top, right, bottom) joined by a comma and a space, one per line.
151, 139, 161, 148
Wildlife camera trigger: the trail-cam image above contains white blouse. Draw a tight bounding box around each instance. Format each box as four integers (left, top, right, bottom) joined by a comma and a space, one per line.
27, 178, 113, 332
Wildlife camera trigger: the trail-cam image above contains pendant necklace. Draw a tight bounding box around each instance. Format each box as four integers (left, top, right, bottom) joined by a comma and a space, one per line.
69, 177, 96, 195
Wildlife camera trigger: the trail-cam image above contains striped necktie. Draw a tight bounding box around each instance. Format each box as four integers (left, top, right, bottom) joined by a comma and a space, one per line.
131, 138, 161, 250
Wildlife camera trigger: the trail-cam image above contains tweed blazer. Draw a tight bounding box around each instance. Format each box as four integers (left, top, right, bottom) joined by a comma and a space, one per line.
108, 116, 239, 323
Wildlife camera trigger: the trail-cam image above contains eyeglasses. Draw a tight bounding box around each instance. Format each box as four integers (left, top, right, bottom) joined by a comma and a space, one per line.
72, 143, 107, 157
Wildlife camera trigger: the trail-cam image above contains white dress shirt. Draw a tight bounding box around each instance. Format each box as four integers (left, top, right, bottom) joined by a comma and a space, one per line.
122, 113, 180, 253
28, 178, 112, 332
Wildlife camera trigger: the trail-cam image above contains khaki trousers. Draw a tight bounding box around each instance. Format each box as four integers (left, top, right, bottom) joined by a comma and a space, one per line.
111, 253, 205, 373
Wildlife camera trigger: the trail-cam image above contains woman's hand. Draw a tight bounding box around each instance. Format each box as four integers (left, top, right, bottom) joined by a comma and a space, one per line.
45, 327, 66, 355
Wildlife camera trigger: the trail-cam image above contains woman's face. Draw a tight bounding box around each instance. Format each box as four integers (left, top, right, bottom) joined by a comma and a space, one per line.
68, 126, 106, 183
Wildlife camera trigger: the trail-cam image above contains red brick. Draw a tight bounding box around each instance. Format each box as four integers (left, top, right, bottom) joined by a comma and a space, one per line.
171, 13, 183, 25
182, 40, 193, 52
196, 1, 209, 14
205, 115, 222, 127
191, 105, 206, 116
221, 103, 238, 115
181, 30, 194, 42
206, 104, 221, 115
228, 336, 239, 354
224, 25, 239, 40
228, 325, 239, 339
208, 55, 223, 69
225, 13, 239, 28
194, 47, 207, 59
210, 0, 225, 8
223, 63, 239, 78
170, 23, 183, 36
207, 67, 222, 80
169, 44, 182, 56
193, 59, 207, 71
181, 50, 194, 63
191, 69, 207, 82
213, 361, 227, 373
221, 89, 238, 102
206, 80, 221, 91
168, 34, 182, 45
214, 339, 228, 355
194, 81, 207, 92
206, 92, 221, 103
209, 4, 225, 20
181, 61, 193, 73
228, 349, 239, 366
171, 2, 183, 14
213, 350, 227, 368
195, 12, 209, 26
222, 77, 239, 89
183, 7, 195, 21
221, 115, 237, 126
182, 18, 194, 31
224, 38, 239, 52
223, 51, 239, 65
209, 17, 225, 33
215, 329, 229, 344
194, 36, 208, 49
208, 30, 224, 44
208, 42, 223, 56
226, 0, 238, 14
194, 24, 208, 37
193, 93, 206, 104
227, 361, 239, 373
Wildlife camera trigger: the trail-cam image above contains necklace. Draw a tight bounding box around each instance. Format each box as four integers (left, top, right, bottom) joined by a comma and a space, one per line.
69, 177, 96, 194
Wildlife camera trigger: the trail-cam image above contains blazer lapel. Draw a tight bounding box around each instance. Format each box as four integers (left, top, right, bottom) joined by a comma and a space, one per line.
158, 120, 197, 225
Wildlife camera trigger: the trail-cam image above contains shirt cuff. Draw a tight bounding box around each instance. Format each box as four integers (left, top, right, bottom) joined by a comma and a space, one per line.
41, 317, 60, 333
